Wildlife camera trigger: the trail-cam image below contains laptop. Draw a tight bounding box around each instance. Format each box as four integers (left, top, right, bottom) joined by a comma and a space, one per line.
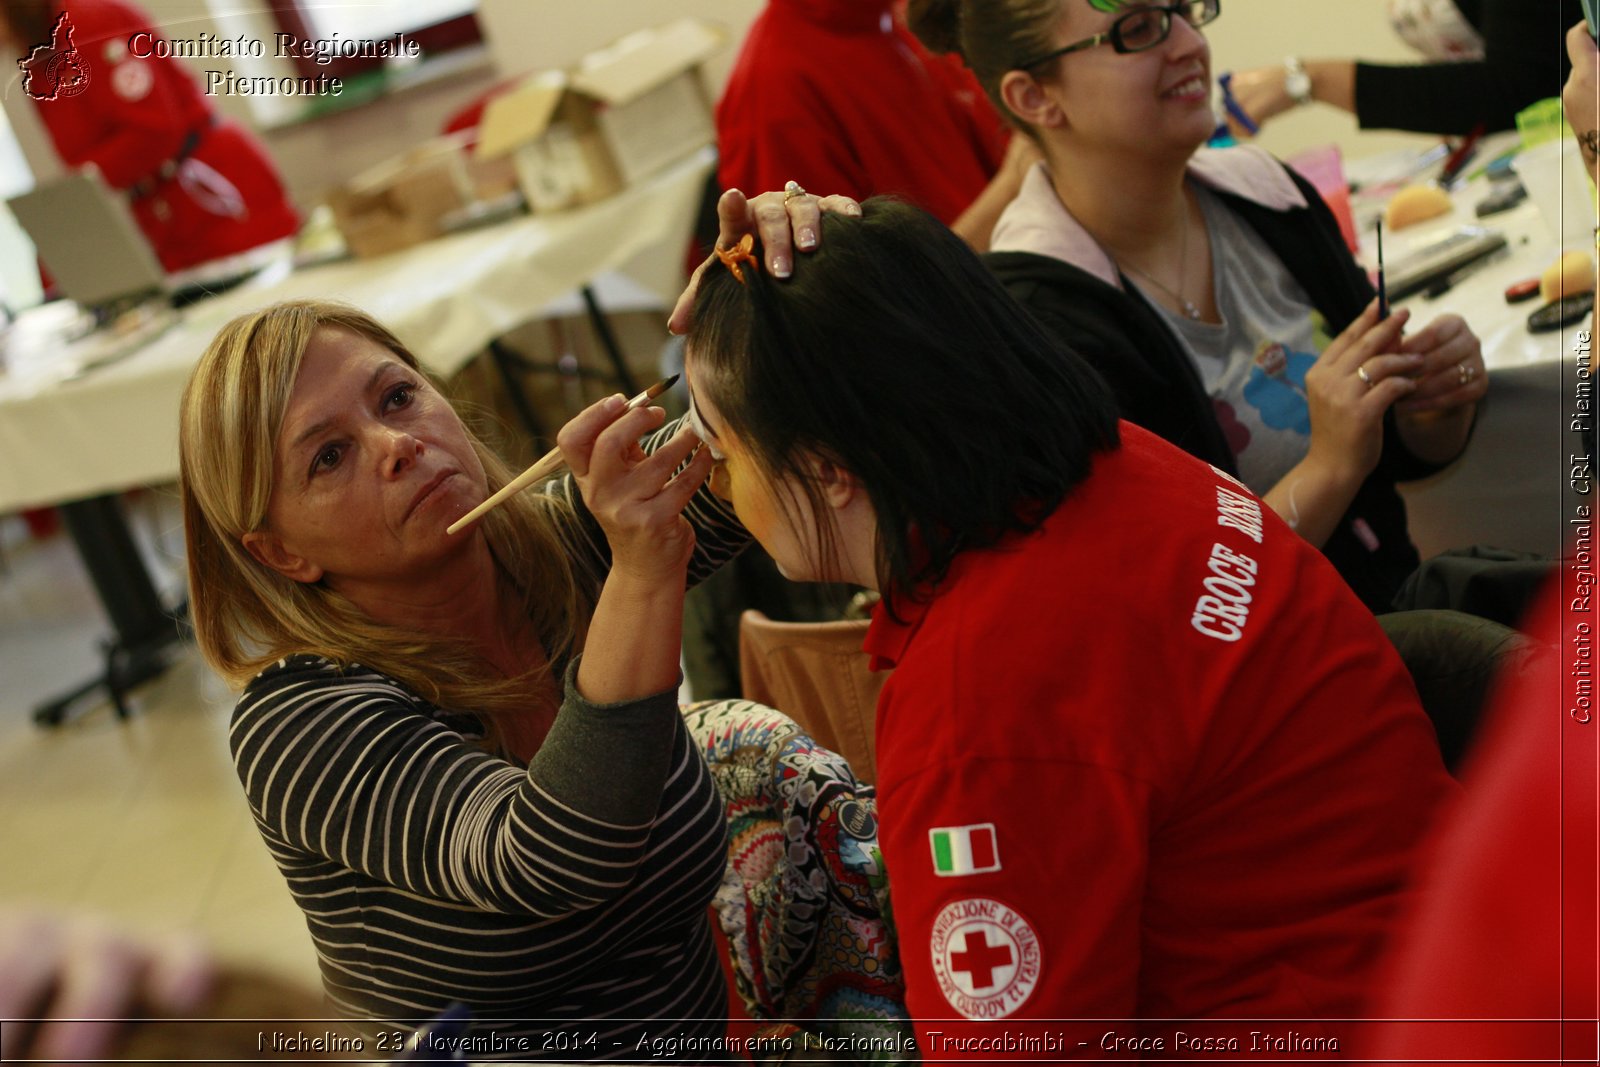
8, 171, 166, 308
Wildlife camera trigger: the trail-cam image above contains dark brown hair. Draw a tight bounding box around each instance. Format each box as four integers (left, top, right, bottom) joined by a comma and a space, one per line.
688, 198, 1117, 609
905, 0, 1065, 131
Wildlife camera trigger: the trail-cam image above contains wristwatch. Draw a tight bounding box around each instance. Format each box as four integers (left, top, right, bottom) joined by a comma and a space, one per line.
1283, 56, 1313, 107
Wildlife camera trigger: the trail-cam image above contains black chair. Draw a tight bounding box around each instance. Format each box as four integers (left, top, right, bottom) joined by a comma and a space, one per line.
1376, 609, 1540, 774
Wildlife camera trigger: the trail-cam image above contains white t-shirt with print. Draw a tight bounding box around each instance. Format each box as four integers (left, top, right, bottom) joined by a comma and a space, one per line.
1142, 185, 1332, 497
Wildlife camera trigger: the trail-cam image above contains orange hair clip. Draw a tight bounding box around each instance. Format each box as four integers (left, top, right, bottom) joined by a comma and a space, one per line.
715, 233, 760, 285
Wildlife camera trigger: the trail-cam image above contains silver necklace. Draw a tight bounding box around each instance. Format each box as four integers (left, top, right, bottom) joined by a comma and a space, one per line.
1117, 205, 1202, 321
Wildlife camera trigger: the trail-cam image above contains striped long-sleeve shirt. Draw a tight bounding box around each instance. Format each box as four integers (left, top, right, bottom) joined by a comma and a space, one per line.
230, 429, 749, 1059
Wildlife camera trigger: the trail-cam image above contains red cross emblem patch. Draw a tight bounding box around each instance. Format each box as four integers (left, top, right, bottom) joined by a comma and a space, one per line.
930, 897, 1041, 1019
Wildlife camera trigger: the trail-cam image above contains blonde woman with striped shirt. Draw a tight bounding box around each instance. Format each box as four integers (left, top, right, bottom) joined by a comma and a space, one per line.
178, 299, 747, 1058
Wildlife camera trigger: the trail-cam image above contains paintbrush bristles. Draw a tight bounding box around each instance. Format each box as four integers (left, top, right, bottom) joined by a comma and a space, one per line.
444, 375, 679, 535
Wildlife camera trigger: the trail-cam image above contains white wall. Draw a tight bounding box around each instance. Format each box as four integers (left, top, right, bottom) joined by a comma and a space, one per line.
1206, 0, 1435, 162
476, 0, 761, 95
259, 59, 502, 204
0, 51, 64, 188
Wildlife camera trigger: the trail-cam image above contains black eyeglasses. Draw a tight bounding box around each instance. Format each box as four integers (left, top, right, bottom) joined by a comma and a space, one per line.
1016, 0, 1221, 68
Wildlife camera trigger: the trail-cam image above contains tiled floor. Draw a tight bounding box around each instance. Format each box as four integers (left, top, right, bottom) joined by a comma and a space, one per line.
0, 492, 322, 991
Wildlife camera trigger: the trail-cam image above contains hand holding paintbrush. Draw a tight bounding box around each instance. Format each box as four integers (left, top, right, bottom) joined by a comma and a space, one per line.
447, 376, 679, 535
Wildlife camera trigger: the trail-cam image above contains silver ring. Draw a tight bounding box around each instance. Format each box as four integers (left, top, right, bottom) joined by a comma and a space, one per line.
1458, 362, 1476, 385
1357, 364, 1373, 388
783, 180, 807, 202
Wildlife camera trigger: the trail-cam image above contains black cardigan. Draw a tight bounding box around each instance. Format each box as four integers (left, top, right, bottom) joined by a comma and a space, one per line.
1355, 0, 1581, 135
987, 167, 1453, 613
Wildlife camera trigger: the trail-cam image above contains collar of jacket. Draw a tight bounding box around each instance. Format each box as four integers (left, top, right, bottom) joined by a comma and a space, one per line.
990, 144, 1310, 288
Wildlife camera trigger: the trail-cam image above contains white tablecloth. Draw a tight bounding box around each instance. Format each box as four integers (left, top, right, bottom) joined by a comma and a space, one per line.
1352, 149, 1588, 560
0, 147, 714, 514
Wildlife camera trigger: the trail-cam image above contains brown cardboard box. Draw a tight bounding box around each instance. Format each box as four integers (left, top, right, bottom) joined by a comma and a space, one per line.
447, 129, 520, 202
475, 19, 721, 214
327, 133, 514, 259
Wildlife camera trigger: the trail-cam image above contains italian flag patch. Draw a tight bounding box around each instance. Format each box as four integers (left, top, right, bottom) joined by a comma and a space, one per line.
929, 823, 1001, 877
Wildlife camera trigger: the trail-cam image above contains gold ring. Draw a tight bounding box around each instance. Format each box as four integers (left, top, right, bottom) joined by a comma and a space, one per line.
1357, 364, 1373, 388
783, 180, 807, 202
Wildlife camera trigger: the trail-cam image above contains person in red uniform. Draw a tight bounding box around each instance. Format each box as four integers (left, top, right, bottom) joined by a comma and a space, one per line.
680, 198, 1459, 1054
716, 0, 1031, 252
1360, 580, 1598, 1063
6, 0, 299, 273
699, 0, 1039, 705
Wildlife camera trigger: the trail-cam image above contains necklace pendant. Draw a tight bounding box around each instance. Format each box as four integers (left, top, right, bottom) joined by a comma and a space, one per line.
1183, 300, 1202, 321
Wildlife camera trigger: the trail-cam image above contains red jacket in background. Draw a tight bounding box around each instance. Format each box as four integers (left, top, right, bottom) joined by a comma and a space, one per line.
1363, 580, 1599, 1064
715, 0, 1008, 225
31, 0, 299, 272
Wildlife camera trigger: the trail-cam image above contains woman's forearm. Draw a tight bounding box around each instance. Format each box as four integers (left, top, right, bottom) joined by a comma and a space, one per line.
1261, 454, 1365, 550
1307, 60, 1357, 115
575, 570, 686, 704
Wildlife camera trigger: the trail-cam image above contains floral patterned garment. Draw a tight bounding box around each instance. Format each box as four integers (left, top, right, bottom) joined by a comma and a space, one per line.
683, 700, 917, 1063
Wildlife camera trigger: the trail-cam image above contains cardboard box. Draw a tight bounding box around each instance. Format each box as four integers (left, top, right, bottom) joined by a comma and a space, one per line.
327, 133, 517, 259
475, 19, 721, 214
445, 128, 520, 202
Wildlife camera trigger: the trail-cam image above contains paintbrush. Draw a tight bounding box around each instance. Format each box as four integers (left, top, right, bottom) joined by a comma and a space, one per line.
1376, 218, 1389, 320
445, 375, 678, 535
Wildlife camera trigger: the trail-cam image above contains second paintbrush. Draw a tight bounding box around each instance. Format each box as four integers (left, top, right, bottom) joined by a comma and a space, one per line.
1376, 218, 1389, 320
445, 375, 679, 535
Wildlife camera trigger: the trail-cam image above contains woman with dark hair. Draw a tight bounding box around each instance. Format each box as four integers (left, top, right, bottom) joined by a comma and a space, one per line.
683, 199, 1457, 1051
905, 0, 1485, 614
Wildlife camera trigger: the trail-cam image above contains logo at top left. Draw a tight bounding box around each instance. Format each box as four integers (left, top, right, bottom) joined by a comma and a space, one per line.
19, 12, 89, 101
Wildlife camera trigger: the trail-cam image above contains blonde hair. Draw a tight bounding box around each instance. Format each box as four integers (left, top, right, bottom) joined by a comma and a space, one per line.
179, 301, 595, 750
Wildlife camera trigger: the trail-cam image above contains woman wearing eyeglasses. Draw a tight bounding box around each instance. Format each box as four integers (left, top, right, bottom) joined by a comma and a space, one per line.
909, 0, 1485, 614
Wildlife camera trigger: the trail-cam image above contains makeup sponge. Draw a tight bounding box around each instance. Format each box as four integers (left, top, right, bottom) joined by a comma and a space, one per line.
1540, 250, 1597, 304
1384, 184, 1453, 231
